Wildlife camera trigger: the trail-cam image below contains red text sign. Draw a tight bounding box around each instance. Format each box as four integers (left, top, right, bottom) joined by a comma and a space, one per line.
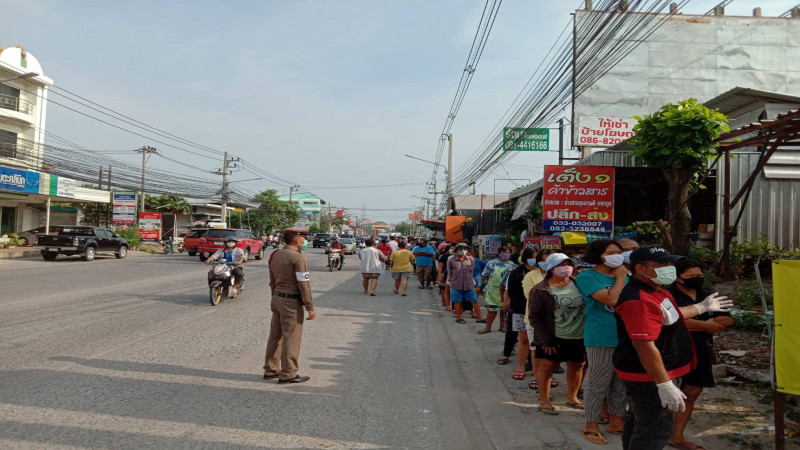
542, 165, 614, 233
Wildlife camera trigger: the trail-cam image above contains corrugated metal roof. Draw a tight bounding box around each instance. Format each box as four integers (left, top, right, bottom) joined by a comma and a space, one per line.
704, 87, 800, 117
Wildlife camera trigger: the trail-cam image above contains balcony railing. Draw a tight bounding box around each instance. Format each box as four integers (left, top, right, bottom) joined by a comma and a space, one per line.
0, 94, 35, 116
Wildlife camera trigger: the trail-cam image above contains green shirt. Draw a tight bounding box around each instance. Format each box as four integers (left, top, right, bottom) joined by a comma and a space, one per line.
551, 282, 585, 339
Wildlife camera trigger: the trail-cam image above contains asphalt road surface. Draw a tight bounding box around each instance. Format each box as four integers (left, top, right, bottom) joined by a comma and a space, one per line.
0, 248, 594, 449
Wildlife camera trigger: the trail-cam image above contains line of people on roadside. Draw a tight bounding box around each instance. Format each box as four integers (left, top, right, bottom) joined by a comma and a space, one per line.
427, 236, 734, 449
358, 236, 438, 297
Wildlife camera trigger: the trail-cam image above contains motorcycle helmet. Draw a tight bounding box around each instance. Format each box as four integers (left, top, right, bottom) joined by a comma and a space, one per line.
225, 236, 237, 247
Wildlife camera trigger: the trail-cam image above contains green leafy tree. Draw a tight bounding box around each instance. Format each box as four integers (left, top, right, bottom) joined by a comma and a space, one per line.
395, 221, 415, 236
629, 98, 728, 255
144, 194, 191, 214
239, 190, 300, 234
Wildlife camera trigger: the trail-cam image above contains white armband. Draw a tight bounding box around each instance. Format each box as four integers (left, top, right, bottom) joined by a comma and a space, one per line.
295, 272, 310, 282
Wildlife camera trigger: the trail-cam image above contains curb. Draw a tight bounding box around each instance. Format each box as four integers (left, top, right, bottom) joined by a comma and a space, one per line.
0, 249, 39, 259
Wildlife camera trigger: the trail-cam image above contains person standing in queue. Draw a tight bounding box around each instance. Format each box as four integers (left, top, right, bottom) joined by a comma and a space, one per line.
614, 247, 733, 449
264, 230, 316, 384
447, 243, 485, 324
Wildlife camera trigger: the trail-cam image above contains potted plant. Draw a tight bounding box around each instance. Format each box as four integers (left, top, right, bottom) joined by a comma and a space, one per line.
6, 233, 21, 249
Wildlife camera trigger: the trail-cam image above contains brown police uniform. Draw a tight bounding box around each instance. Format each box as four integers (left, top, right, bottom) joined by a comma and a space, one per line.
264, 245, 314, 380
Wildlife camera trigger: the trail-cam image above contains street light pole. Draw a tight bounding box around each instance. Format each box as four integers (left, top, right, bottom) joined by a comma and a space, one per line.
0, 72, 39, 84
136, 146, 158, 221
447, 133, 453, 208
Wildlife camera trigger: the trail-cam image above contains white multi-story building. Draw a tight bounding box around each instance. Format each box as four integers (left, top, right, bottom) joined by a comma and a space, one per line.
0, 45, 108, 236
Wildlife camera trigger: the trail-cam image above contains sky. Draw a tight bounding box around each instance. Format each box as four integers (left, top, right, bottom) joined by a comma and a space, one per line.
3, 0, 798, 223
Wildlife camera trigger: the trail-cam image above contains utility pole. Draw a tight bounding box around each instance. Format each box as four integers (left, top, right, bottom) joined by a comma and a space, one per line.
558, 118, 564, 166
135, 146, 157, 220
446, 133, 453, 210
212, 152, 232, 224
429, 180, 438, 219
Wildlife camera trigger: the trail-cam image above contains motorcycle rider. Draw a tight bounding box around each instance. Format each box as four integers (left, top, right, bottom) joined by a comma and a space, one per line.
330, 236, 345, 265
205, 236, 246, 297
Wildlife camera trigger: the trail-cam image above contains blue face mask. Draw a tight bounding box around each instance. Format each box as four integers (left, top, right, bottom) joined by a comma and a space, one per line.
537, 261, 548, 270
526, 258, 537, 267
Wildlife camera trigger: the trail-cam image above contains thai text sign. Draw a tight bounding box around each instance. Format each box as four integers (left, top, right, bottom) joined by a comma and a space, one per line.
542, 165, 614, 233
577, 117, 636, 148
523, 235, 562, 251
138, 212, 162, 242
112, 190, 137, 224
503, 127, 549, 151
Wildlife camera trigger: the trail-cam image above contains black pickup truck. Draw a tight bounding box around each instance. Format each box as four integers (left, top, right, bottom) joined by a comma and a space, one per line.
36, 226, 129, 261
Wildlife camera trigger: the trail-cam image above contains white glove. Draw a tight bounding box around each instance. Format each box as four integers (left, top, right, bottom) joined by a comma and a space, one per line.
696, 292, 733, 315
656, 380, 687, 412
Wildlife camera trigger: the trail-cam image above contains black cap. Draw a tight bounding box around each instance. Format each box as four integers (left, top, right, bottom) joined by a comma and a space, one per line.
629, 246, 684, 266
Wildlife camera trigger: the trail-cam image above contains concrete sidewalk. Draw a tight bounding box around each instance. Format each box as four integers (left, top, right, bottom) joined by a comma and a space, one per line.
0, 247, 40, 259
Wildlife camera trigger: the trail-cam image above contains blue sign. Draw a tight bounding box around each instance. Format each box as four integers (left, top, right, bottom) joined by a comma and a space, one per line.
0, 166, 29, 192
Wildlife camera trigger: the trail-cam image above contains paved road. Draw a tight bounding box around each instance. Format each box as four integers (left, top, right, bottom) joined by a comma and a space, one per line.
0, 248, 595, 449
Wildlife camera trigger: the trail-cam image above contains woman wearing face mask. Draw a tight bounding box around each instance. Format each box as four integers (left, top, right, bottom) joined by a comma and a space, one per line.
529, 253, 586, 416
665, 259, 733, 450
501, 248, 536, 380
517, 249, 554, 386
479, 247, 517, 334
574, 239, 629, 445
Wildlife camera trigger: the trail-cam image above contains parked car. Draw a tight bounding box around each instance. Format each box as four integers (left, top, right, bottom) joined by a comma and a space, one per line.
183, 227, 210, 256
36, 226, 128, 261
313, 233, 333, 248
340, 238, 356, 255
17, 226, 66, 246
197, 228, 265, 262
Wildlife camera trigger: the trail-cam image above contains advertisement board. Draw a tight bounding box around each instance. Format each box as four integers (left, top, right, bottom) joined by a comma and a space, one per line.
112, 190, 137, 224
503, 127, 549, 151
576, 117, 636, 148
542, 165, 615, 233
477, 234, 502, 259
523, 235, 562, 251
138, 212, 162, 242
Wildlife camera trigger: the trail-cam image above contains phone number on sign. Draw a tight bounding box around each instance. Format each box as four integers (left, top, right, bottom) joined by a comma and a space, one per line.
549, 221, 606, 226
578, 136, 625, 146
546, 226, 610, 232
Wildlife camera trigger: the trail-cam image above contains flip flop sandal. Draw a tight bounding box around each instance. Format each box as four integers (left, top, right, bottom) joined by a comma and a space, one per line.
567, 402, 585, 410
455, 319, 466, 324
666, 441, 706, 450
537, 406, 559, 416
512, 371, 525, 380
402, 294, 407, 296
605, 428, 623, 436
445, 306, 452, 311
598, 417, 610, 425
370, 293, 376, 296
477, 329, 492, 334
393, 290, 399, 294
496, 357, 511, 365
528, 380, 538, 390
581, 430, 608, 445
550, 380, 559, 388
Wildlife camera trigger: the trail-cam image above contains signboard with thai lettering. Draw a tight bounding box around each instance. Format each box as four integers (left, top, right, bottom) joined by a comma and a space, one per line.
576, 117, 636, 148
523, 235, 562, 251
542, 165, 615, 233
112, 191, 137, 224
138, 212, 162, 242
503, 127, 549, 151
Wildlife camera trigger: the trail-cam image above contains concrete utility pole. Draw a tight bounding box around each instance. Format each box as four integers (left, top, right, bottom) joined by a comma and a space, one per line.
136, 146, 157, 219
446, 133, 453, 209
212, 152, 232, 224
429, 180, 438, 219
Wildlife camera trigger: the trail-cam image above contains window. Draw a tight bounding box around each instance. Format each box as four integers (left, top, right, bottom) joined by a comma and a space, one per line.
0, 128, 17, 158
0, 84, 20, 113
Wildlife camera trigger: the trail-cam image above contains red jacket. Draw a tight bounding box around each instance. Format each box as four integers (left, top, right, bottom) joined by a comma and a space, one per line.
376, 243, 392, 256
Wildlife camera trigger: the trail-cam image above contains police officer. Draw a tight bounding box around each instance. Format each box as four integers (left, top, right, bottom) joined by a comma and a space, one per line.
264, 229, 315, 383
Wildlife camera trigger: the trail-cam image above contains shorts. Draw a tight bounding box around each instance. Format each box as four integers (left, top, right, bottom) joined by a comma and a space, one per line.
534, 337, 586, 363
391, 271, 412, 279
450, 288, 478, 303
362, 273, 380, 279
485, 303, 502, 312
512, 314, 526, 332
526, 324, 536, 351
415, 265, 433, 280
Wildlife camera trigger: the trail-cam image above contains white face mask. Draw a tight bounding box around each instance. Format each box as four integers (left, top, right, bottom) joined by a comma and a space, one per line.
603, 254, 625, 268
226, 242, 236, 248
622, 250, 633, 264
457, 249, 468, 256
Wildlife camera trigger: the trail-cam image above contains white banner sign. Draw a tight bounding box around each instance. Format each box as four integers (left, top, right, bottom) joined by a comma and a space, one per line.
577, 116, 636, 148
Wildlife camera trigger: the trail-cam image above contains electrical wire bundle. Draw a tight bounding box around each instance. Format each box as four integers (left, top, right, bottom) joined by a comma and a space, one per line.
443, 0, 691, 209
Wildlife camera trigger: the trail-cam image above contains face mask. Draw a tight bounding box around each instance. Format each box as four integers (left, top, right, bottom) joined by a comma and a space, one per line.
622, 250, 633, 264
457, 250, 467, 256
649, 266, 677, 286
680, 276, 704, 290
537, 261, 548, 270
553, 265, 574, 278
527, 258, 537, 267
226, 242, 236, 248
300, 240, 309, 250
449, 250, 455, 255
603, 254, 625, 268
499, 253, 510, 261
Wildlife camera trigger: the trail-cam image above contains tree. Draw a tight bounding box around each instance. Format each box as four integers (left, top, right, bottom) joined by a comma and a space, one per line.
239, 189, 300, 234
144, 194, 191, 214
629, 98, 728, 255
395, 221, 414, 236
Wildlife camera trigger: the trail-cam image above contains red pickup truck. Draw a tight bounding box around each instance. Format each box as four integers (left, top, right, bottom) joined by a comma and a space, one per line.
197, 228, 265, 262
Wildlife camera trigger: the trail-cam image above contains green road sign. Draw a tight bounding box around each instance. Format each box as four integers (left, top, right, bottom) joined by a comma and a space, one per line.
503, 127, 549, 151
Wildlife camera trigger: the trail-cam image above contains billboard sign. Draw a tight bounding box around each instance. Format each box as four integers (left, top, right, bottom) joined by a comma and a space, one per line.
542, 165, 615, 233
112, 190, 137, 224
523, 235, 562, 251
503, 127, 549, 151
576, 117, 636, 148
138, 212, 162, 242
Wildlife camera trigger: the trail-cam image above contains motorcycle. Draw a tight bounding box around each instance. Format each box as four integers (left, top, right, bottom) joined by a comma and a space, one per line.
271, 240, 279, 249
177, 240, 185, 253
327, 248, 342, 271
161, 237, 175, 254
207, 261, 241, 305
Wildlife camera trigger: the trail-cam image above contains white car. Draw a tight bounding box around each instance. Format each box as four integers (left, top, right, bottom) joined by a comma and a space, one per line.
339, 238, 357, 255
